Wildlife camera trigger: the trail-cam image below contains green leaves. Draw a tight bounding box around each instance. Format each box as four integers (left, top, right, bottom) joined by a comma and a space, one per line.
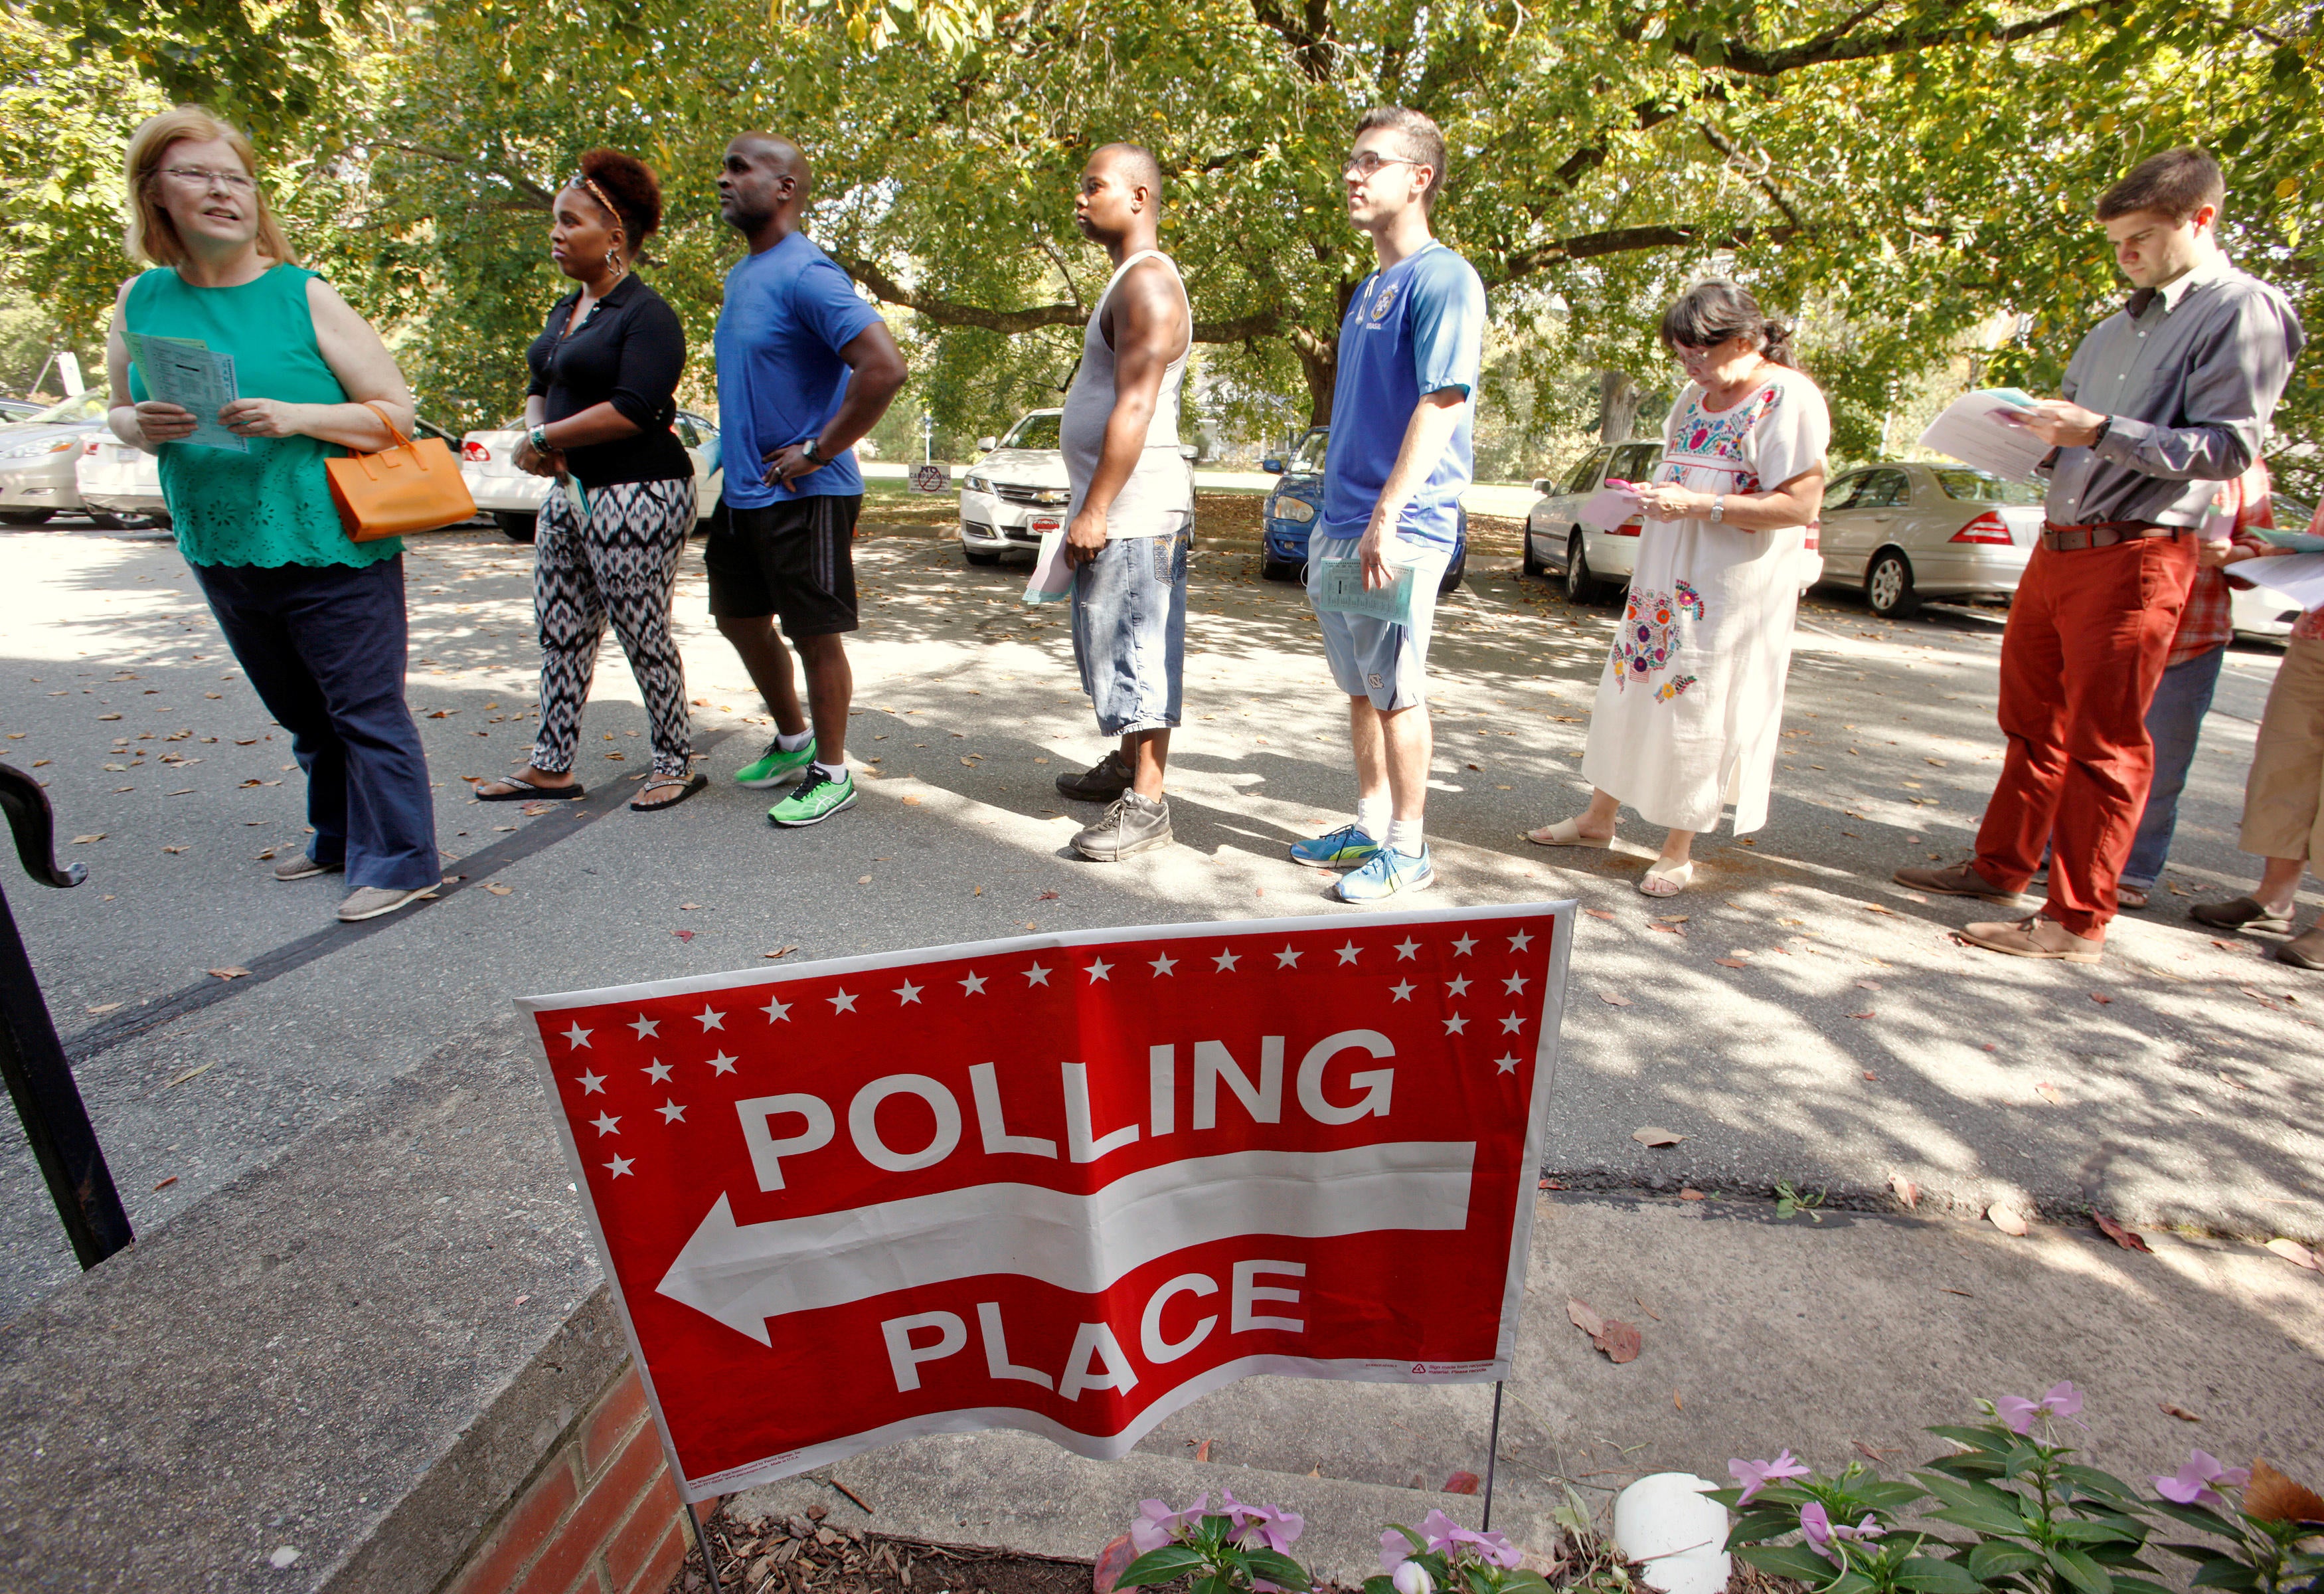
1117, 1547, 1208, 1589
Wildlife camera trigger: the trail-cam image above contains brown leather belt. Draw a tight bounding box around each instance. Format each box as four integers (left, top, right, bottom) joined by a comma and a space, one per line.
2040, 519, 2185, 553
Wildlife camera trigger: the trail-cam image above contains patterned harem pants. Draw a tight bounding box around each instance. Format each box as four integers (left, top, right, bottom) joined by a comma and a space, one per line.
529, 476, 697, 779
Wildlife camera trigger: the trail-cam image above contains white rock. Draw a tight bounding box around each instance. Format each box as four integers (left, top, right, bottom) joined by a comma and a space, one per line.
268, 1545, 301, 1569
1613, 1473, 1730, 1594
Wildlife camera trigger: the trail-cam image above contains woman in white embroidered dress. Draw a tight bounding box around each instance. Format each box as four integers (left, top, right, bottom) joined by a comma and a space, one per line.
1526, 280, 1829, 895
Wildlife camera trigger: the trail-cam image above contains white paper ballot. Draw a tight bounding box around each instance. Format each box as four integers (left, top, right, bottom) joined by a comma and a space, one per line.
2238, 551, 2324, 612
128, 333, 246, 452
1916, 389, 2049, 483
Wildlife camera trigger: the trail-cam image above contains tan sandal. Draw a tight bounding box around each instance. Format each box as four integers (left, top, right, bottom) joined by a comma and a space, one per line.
1639, 859, 1693, 897
1525, 817, 1613, 847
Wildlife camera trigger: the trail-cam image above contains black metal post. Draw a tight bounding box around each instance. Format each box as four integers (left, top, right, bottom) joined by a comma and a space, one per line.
0, 765, 131, 1268
1481, 1380, 1505, 1532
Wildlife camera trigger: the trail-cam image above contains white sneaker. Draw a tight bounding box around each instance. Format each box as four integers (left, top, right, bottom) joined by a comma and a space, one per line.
336, 885, 428, 923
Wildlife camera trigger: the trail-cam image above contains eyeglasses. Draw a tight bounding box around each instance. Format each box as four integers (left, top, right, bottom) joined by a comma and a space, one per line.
1344, 152, 1419, 178
161, 166, 256, 193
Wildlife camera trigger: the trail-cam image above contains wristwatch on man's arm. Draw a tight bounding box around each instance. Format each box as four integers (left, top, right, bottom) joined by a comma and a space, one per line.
801, 437, 827, 468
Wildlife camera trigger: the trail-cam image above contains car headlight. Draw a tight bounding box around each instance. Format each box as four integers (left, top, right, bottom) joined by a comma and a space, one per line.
1274, 495, 1317, 524
963, 474, 989, 493
1033, 488, 1070, 506
3, 438, 74, 460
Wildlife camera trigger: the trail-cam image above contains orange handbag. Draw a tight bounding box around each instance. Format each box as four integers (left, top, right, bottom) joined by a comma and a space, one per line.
325, 400, 476, 542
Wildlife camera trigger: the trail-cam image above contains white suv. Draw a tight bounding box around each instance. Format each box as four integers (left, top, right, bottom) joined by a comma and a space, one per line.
957, 409, 1070, 566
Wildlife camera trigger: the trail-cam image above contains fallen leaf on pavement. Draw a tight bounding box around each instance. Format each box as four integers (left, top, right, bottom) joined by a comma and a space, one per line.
857, 875, 873, 883
1863, 903, 1897, 915
1987, 1205, 2030, 1237
2090, 991, 2114, 1004
1584, 908, 1616, 921
2161, 1403, 2202, 1423
1038, 890, 1060, 901
2245, 1461, 2324, 1524
1714, 957, 1749, 969
254, 847, 276, 861
1444, 1470, 1481, 1495
1566, 1298, 1604, 1337
2218, 1070, 2250, 1090
1653, 914, 1689, 923
680, 903, 701, 911
1848, 1010, 1876, 1019
1649, 923, 1685, 936
1596, 1320, 1643, 1364
2264, 1237, 2322, 1271
207, 966, 250, 980
764, 945, 798, 960
1679, 1188, 1705, 1201
1863, 1071, 1878, 1081
165, 1060, 216, 1087
152, 1175, 177, 1191
1854, 1441, 1899, 1462
673, 929, 695, 941
71, 834, 105, 845
2093, 1212, 2151, 1252
482, 882, 513, 895
1891, 1174, 1920, 1209
1598, 990, 1632, 1006
162, 845, 188, 853
2035, 1082, 2064, 1105
1856, 979, 1882, 990
86, 1002, 122, 1016
1193, 1439, 1212, 1462
1632, 1126, 1685, 1147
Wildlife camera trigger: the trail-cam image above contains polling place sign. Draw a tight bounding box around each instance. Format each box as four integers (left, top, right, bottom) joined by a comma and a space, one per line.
520, 901, 1572, 1500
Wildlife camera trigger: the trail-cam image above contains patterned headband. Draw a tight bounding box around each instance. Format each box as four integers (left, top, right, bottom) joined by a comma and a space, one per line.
572, 174, 626, 238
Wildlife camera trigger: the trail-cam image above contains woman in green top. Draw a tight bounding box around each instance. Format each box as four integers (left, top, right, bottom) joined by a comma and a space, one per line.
102, 107, 440, 925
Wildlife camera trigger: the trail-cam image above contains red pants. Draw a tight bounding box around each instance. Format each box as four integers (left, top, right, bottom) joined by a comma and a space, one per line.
1973, 534, 2199, 934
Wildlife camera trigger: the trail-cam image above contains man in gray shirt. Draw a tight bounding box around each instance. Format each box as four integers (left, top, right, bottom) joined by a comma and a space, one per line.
1896, 147, 2305, 964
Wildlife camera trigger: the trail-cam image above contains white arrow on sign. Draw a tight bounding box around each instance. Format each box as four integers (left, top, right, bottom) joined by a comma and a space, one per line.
655, 1142, 1477, 1344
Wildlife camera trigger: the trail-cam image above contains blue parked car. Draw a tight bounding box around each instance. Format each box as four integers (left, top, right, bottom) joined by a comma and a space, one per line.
1259, 425, 1467, 592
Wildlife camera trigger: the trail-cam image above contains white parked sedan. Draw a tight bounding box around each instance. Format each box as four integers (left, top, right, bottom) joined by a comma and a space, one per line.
0, 391, 114, 526
957, 408, 1071, 565
1816, 462, 2042, 618
1521, 439, 1661, 602
459, 410, 725, 542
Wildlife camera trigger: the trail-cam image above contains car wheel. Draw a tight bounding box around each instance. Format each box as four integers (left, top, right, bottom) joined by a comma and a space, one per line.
91, 511, 161, 531
1438, 547, 1465, 595
494, 511, 538, 544
0, 508, 54, 526
1521, 531, 1544, 578
1865, 549, 1920, 618
1564, 530, 1600, 604
963, 547, 1002, 567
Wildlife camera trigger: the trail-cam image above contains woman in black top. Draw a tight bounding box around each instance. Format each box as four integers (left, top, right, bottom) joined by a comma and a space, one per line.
477, 148, 706, 812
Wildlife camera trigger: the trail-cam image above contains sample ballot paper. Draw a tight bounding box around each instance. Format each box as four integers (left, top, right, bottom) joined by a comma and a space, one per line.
129, 334, 246, 452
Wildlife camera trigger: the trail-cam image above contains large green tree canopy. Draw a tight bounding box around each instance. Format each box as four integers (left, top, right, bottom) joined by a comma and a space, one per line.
5, 0, 2318, 477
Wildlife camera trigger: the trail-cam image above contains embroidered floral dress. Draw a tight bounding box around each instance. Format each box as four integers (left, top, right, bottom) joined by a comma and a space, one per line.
1580, 364, 1831, 834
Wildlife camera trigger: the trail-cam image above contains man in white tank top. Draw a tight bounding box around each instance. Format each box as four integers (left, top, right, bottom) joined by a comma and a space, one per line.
1053, 142, 1195, 861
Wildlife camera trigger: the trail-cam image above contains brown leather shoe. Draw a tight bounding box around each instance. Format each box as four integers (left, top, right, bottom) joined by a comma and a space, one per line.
1959, 916, 2105, 964
1893, 861, 2029, 907
2190, 895, 2295, 935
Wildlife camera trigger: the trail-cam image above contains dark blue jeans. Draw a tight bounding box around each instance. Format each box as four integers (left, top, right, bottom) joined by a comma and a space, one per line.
2121, 642, 2226, 889
191, 555, 439, 891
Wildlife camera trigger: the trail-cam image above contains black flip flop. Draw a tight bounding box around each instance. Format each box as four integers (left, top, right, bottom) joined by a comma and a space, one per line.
475, 775, 586, 802
631, 774, 709, 813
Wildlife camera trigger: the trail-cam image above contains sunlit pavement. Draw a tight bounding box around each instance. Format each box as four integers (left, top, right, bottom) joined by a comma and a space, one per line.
1, 497, 2318, 1324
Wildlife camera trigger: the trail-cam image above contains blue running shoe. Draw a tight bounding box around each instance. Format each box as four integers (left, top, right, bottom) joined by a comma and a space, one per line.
1333, 844, 1435, 903
1289, 823, 1382, 870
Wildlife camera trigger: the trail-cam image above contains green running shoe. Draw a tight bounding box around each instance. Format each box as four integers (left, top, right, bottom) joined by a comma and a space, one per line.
734, 739, 815, 788
769, 767, 857, 828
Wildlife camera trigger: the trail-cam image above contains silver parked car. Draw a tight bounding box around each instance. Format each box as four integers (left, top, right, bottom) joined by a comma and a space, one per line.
0, 390, 114, 525
957, 409, 1071, 566
1815, 462, 2042, 618
1522, 439, 1661, 603
459, 410, 726, 543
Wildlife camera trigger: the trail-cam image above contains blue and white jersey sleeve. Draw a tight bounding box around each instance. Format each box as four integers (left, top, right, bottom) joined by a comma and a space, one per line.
1407, 252, 1486, 399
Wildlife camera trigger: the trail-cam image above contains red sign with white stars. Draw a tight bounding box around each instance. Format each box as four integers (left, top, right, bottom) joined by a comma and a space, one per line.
521, 901, 1573, 1501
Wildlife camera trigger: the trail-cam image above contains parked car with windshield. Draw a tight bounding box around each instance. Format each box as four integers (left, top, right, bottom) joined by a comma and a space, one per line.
0, 389, 114, 525
460, 410, 724, 542
77, 416, 465, 531
1521, 439, 1661, 602
1260, 425, 1467, 593
957, 408, 1071, 566
1815, 461, 2041, 617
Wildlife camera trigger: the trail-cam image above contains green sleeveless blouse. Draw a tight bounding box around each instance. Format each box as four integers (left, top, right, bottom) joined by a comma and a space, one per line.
124, 264, 399, 567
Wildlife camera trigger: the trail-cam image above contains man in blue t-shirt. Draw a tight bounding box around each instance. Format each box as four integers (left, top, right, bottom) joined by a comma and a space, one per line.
1289, 106, 1487, 903
710, 132, 908, 828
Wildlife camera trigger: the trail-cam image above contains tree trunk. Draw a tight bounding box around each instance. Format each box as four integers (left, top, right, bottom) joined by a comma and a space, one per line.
1596, 369, 1643, 442
1297, 338, 1336, 426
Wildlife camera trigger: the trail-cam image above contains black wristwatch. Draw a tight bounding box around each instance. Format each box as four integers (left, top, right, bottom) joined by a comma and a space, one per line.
801, 437, 827, 467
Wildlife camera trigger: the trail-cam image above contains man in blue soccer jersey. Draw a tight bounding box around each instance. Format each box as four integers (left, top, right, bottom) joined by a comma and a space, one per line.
1288, 107, 1487, 902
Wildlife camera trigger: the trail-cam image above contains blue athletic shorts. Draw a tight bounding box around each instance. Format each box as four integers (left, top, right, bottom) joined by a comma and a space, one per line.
1306, 535, 1446, 711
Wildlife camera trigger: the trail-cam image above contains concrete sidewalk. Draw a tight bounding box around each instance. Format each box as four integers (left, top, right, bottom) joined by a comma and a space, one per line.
731, 1191, 2324, 1583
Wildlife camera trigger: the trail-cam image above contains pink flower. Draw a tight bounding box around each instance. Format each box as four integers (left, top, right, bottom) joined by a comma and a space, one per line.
2155, 1451, 2251, 1512
1234, 1502, 1305, 1554
1730, 1451, 1813, 1505
1419, 1509, 1522, 1569
1994, 1382, 2087, 1435
1131, 1495, 1210, 1554
1799, 1503, 1884, 1563
1380, 1530, 1418, 1575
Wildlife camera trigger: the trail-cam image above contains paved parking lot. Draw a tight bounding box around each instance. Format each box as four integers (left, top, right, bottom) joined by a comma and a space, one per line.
1, 495, 2317, 1321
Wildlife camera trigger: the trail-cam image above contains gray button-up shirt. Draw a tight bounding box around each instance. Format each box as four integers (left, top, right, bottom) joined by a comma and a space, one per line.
2042, 258, 2305, 528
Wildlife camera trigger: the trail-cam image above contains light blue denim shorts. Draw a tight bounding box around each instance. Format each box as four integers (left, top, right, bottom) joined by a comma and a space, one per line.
1071, 526, 1189, 735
